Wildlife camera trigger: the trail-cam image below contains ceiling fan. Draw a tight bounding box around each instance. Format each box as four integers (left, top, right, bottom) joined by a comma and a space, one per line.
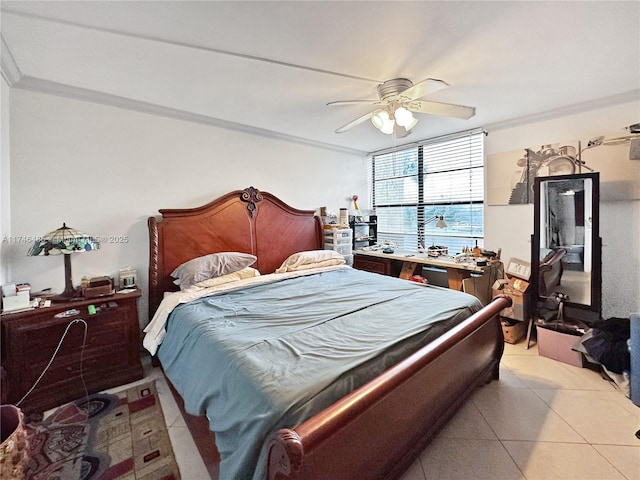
328, 78, 476, 137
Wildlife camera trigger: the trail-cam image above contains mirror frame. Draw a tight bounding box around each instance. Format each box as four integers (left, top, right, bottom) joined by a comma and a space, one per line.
531, 172, 601, 316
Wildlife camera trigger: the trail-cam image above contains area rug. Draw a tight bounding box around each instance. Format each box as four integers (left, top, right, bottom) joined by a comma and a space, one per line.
24, 381, 181, 480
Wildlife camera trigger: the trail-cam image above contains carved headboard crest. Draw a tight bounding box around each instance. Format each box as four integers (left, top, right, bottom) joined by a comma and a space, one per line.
241, 186, 264, 217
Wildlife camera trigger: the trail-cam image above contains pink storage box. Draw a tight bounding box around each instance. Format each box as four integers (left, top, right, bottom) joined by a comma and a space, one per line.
537, 326, 584, 367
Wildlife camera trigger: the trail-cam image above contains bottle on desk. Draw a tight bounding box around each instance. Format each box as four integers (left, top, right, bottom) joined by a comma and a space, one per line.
472, 240, 482, 258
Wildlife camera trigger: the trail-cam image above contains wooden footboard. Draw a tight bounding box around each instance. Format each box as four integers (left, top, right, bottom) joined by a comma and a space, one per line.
265, 294, 511, 480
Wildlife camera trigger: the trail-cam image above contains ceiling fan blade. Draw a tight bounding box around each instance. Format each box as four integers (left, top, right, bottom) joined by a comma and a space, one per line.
335, 110, 377, 133
406, 100, 476, 119
327, 99, 381, 106
396, 78, 449, 102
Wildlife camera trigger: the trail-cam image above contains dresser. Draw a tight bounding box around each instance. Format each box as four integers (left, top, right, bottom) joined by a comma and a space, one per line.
0, 289, 144, 414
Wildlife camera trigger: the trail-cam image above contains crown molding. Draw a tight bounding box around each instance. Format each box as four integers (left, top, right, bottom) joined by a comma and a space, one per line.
1, 34, 22, 86
484, 90, 640, 133
2, 8, 380, 85
12, 75, 367, 157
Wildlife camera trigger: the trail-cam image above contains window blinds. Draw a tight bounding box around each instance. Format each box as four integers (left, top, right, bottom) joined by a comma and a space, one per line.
371, 129, 484, 253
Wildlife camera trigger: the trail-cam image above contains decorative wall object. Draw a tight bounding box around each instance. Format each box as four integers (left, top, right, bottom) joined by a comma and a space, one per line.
488, 141, 584, 205
487, 132, 640, 205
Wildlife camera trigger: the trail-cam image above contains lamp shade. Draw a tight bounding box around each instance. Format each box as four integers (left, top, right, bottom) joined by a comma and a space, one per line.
27, 223, 99, 301
27, 223, 99, 257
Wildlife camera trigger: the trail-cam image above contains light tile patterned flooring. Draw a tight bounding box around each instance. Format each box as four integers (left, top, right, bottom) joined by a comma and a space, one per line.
131, 340, 639, 480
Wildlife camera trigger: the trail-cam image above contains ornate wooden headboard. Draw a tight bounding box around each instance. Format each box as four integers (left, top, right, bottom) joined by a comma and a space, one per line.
148, 186, 323, 317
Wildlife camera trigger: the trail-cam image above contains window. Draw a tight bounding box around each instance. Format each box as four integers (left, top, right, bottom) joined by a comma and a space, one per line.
371, 129, 484, 254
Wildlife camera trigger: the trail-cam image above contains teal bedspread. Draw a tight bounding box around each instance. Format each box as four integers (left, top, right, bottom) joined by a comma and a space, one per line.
158, 267, 481, 480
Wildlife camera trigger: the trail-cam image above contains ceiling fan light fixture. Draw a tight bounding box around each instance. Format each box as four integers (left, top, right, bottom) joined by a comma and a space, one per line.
404, 115, 419, 131
371, 110, 387, 130
394, 107, 414, 127
371, 110, 394, 134
380, 119, 395, 134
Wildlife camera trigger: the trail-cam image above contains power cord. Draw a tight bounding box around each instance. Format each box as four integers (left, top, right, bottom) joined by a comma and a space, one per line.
16, 318, 89, 409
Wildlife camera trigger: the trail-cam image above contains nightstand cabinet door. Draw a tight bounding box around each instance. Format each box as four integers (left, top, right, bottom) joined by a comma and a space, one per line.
1, 290, 144, 414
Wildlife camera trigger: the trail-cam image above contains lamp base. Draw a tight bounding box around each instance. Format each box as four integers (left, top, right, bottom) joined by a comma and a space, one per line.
52, 253, 83, 302
52, 288, 83, 303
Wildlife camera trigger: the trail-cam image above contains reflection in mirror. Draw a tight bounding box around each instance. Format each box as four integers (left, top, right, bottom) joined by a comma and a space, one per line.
540, 177, 592, 305
533, 172, 600, 314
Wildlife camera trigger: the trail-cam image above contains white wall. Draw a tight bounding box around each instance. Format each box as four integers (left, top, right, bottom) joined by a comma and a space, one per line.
485, 100, 640, 318
6, 89, 368, 324
6, 88, 639, 322
0, 78, 10, 287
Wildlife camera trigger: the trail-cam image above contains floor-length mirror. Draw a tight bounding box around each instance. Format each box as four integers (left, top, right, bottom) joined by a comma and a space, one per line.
531, 172, 601, 319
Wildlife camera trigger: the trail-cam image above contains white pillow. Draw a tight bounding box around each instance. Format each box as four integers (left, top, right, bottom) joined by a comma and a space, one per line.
276, 250, 345, 273
185, 267, 261, 291
171, 252, 257, 290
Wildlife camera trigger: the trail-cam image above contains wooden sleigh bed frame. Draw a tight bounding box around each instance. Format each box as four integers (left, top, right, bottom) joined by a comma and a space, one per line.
148, 186, 511, 480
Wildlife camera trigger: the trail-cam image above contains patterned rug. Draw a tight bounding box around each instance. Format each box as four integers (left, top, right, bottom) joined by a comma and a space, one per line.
24, 381, 181, 480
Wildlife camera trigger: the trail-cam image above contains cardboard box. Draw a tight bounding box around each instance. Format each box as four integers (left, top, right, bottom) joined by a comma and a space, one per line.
537, 326, 584, 367
492, 278, 529, 321
501, 319, 526, 344
505, 257, 531, 280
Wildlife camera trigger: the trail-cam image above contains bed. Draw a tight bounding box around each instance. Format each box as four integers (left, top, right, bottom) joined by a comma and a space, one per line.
145, 186, 512, 480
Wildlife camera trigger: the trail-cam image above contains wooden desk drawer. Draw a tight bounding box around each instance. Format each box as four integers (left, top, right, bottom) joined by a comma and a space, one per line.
353, 255, 391, 275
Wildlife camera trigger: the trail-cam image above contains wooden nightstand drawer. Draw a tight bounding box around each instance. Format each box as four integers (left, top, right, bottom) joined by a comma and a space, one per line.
18, 314, 130, 365
1, 289, 144, 414
23, 345, 128, 390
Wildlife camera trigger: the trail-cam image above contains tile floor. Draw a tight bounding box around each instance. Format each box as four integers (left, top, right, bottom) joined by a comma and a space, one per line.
128, 340, 639, 480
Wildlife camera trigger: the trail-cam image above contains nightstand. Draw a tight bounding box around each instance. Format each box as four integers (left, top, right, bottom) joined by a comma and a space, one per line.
0, 289, 144, 414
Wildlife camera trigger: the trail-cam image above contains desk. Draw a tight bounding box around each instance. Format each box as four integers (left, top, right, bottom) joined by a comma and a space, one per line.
353, 249, 497, 291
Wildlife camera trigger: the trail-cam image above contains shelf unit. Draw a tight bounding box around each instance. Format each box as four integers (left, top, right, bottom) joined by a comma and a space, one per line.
324, 228, 353, 264
350, 215, 377, 250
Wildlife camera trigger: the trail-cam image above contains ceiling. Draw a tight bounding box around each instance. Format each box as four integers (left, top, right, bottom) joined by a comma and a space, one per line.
1, 1, 638, 155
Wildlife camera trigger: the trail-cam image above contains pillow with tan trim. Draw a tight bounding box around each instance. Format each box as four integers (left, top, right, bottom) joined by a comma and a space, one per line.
171, 252, 257, 290
185, 267, 261, 291
276, 250, 345, 273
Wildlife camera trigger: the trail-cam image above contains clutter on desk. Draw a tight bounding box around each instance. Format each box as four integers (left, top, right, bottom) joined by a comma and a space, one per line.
360, 240, 397, 252
419, 245, 448, 257
482, 249, 500, 259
